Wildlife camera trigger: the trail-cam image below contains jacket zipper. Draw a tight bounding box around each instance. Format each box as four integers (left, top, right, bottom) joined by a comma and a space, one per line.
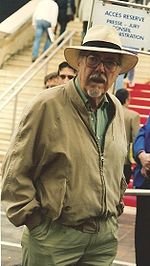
95, 136, 106, 216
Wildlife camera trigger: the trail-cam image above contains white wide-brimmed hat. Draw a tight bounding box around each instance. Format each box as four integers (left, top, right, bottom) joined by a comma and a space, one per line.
64, 25, 138, 74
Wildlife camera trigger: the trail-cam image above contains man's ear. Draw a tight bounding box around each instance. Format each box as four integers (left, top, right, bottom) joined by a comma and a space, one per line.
125, 97, 130, 107
77, 55, 83, 66
77, 59, 81, 67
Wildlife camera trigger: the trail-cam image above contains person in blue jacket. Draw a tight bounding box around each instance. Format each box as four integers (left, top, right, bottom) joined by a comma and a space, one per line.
133, 115, 150, 266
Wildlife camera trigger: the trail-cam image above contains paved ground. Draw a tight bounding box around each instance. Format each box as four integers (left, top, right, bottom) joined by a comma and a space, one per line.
115, 208, 136, 266
1, 207, 136, 266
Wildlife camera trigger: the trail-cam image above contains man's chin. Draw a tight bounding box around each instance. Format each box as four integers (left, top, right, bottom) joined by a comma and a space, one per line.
87, 87, 105, 98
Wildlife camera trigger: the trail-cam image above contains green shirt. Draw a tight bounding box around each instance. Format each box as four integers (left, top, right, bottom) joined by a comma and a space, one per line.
74, 78, 109, 150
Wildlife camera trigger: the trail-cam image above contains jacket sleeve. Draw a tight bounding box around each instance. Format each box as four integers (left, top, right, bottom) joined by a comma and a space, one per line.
133, 125, 146, 162
1, 98, 46, 227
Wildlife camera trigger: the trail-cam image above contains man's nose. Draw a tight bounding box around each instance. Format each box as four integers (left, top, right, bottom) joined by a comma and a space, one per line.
95, 62, 105, 72
62, 76, 70, 84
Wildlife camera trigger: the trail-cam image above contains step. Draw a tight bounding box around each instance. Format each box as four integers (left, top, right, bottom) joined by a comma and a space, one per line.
129, 105, 150, 115
128, 83, 150, 90
129, 90, 150, 98
130, 98, 150, 106
0, 140, 10, 151
0, 150, 6, 163
0, 129, 11, 140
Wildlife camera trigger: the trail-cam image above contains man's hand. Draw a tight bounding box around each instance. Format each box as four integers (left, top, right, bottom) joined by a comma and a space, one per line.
138, 151, 150, 171
141, 167, 150, 179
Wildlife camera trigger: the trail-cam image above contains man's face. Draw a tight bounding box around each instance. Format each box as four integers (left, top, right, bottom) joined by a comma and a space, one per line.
78, 51, 121, 99
59, 67, 76, 84
45, 77, 60, 88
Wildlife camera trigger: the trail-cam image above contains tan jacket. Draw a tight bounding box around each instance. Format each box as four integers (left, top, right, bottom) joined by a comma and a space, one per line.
123, 106, 140, 164
1, 81, 127, 229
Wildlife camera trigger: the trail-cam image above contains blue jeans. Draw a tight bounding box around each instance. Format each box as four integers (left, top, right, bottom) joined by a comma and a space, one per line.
127, 68, 135, 83
32, 20, 52, 59
114, 73, 125, 91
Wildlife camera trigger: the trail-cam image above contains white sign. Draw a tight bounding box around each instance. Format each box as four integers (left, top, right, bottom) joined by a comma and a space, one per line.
92, 0, 150, 51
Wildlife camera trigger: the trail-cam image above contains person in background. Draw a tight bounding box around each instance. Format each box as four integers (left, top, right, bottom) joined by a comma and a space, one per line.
78, 0, 93, 40
127, 68, 135, 87
133, 115, 150, 266
58, 61, 77, 84
55, 0, 76, 36
114, 72, 127, 91
115, 88, 140, 184
1, 24, 138, 266
114, 67, 135, 90
44, 72, 60, 88
32, 0, 58, 62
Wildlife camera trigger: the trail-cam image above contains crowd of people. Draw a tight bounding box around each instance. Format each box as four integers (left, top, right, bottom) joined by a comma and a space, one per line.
1, 1, 150, 266
44, 61, 77, 89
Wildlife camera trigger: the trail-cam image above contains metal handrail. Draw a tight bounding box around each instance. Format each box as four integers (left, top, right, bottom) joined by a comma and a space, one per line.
0, 29, 76, 135
0, 29, 76, 110
125, 188, 150, 195
0, 30, 67, 102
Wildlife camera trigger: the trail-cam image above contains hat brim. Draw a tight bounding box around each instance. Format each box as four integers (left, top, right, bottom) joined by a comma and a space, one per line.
64, 46, 138, 74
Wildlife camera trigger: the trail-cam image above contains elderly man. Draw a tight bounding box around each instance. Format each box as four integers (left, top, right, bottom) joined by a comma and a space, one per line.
2, 25, 138, 266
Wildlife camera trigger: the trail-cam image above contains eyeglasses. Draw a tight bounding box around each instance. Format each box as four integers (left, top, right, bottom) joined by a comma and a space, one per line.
85, 55, 121, 72
59, 74, 75, 80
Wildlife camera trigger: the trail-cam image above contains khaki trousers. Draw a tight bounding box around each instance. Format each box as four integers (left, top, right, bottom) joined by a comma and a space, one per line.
21, 216, 118, 266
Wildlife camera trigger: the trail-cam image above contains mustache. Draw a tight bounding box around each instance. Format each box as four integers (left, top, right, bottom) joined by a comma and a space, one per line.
88, 72, 107, 84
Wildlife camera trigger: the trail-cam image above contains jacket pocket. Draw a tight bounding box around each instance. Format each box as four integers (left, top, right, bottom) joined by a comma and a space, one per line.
38, 177, 67, 220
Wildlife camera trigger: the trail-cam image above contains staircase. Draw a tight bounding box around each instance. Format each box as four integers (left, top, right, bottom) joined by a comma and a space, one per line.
128, 53, 150, 125
128, 83, 150, 125
0, 18, 82, 164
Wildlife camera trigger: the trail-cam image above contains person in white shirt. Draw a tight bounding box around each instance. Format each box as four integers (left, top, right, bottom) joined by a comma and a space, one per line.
32, 0, 58, 62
